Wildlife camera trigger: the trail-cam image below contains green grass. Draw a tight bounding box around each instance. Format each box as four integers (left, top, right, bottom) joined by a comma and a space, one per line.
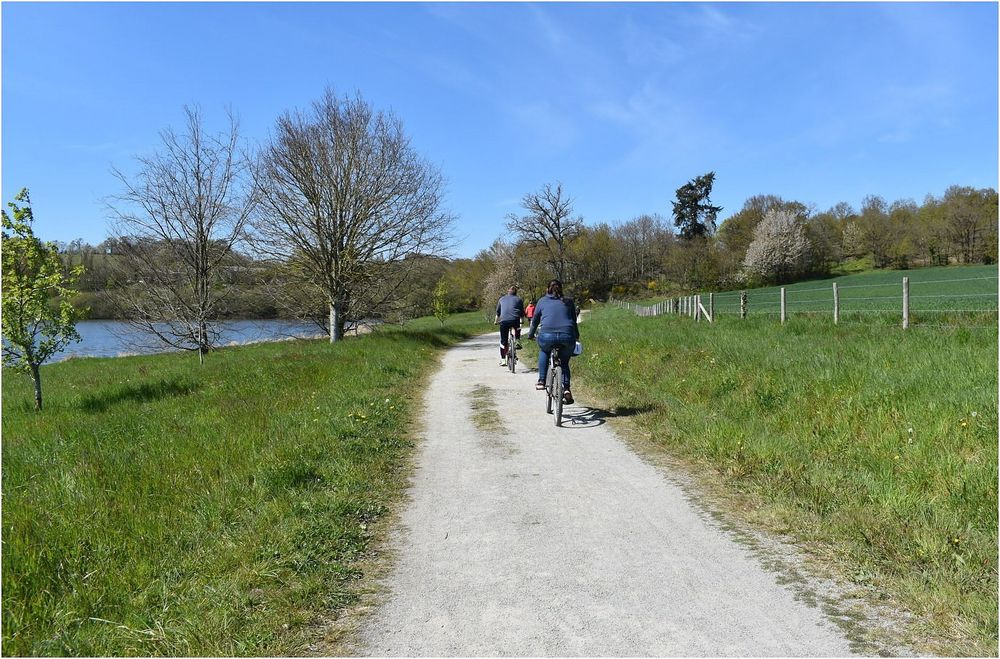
1, 313, 490, 656
573, 305, 997, 655
630, 265, 998, 325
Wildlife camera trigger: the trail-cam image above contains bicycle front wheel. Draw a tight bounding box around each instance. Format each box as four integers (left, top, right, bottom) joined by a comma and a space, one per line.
553, 365, 563, 426
545, 366, 554, 414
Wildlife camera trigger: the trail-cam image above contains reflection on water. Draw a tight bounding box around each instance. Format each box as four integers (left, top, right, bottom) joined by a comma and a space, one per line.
50, 320, 327, 363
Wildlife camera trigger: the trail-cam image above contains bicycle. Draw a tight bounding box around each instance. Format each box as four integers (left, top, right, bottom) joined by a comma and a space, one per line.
505, 330, 518, 373
544, 347, 565, 426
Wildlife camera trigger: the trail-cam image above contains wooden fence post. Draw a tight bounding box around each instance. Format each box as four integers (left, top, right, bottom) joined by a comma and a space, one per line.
740, 291, 747, 319
903, 277, 909, 329
833, 283, 839, 325
780, 287, 786, 324
695, 295, 701, 322
709, 293, 714, 322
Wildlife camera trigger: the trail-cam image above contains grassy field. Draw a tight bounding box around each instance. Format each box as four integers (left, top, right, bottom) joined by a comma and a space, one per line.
571, 304, 997, 655
1, 313, 490, 656
628, 265, 998, 326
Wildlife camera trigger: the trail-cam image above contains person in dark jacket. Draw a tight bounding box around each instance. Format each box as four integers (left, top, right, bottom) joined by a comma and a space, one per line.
494, 285, 525, 366
525, 279, 579, 404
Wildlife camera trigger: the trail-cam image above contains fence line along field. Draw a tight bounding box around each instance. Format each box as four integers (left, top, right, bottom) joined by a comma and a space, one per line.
614, 265, 998, 328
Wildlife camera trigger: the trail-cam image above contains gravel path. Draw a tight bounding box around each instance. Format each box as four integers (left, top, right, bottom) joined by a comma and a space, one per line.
354, 333, 858, 656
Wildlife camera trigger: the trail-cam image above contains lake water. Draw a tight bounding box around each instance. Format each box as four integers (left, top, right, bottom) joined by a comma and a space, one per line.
49, 320, 328, 363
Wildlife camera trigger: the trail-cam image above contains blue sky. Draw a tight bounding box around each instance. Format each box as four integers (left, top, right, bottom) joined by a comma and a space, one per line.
3, 2, 997, 257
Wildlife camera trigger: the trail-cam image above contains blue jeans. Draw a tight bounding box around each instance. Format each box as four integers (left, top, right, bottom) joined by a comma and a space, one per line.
537, 331, 574, 389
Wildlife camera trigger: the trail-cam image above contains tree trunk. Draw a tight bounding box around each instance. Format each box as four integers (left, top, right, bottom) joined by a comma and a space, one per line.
329, 298, 345, 342
197, 321, 206, 365
30, 362, 42, 411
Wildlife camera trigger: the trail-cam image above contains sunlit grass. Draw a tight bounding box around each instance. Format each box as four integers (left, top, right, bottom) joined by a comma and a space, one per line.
1, 313, 490, 656
574, 305, 997, 655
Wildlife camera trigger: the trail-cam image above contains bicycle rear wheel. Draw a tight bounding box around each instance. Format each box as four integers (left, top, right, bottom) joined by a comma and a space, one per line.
507, 337, 516, 373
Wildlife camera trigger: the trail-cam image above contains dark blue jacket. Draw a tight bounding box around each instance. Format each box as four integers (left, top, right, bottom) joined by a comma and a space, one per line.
527, 294, 579, 340
495, 294, 525, 323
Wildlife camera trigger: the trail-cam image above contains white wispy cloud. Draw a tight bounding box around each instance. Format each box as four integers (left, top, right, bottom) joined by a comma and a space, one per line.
591, 81, 719, 164
684, 5, 760, 43
407, 52, 493, 97
422, 3, 501, 46
511, 101, 578, 152
622, 18, 684, 68
528, 4, 569, 51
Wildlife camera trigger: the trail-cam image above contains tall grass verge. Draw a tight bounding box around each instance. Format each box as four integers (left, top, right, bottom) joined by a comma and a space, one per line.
573, 306, 997, 656
2, 313, 489, 655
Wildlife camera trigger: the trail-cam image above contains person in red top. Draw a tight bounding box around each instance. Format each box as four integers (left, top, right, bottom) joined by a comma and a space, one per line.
525, 300, 536, 321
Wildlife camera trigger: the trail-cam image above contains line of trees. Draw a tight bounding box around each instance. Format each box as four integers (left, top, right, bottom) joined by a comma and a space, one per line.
13, 108, 997, 377
61, 174, 996, 325
456, 175, 997, 312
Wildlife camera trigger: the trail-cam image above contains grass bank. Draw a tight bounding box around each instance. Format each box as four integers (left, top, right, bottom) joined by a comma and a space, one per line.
572, 306, 997, 656
2, 313, 489, 656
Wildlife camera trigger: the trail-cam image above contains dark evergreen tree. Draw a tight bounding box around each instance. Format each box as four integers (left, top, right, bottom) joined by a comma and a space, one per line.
672, 172, 723, 240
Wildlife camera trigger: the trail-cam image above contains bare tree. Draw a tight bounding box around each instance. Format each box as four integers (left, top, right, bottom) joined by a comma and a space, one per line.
479, 239, 520, 321
505, 182, 583, 282
613, 214, 672, 281
108, 107, 257, 364
252, 89, 453, 341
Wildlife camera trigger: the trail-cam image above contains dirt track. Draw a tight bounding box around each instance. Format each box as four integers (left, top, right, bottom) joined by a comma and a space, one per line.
351, 333, 863, 656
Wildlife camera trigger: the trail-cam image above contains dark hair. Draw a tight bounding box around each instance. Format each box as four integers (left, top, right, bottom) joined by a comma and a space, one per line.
509, 285, 517, 294
546, 279, 563, 298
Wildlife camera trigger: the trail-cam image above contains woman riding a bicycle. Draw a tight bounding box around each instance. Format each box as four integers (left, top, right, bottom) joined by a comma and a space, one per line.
525, 279, 579, 405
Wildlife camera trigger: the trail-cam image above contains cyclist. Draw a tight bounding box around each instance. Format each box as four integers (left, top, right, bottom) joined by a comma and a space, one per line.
494, 285, 525, 366
525, 279, 579, 404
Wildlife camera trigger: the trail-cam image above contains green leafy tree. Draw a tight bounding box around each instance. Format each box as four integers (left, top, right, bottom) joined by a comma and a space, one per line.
1, 189, 84, 411
432, 279, 450, 325
671, 172, 723, 240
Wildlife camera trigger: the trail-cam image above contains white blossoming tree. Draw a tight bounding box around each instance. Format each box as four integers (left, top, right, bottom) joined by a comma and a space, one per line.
742, 209, 811, 284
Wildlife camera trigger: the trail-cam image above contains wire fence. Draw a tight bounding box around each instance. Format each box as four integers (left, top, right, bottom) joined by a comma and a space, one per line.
611, 273, 998, 330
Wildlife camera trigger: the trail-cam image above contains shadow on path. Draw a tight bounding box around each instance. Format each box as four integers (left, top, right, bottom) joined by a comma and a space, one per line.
559, 403, 657, 429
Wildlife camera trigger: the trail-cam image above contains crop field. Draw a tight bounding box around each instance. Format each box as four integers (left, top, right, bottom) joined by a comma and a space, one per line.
627, 265, 998, 327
